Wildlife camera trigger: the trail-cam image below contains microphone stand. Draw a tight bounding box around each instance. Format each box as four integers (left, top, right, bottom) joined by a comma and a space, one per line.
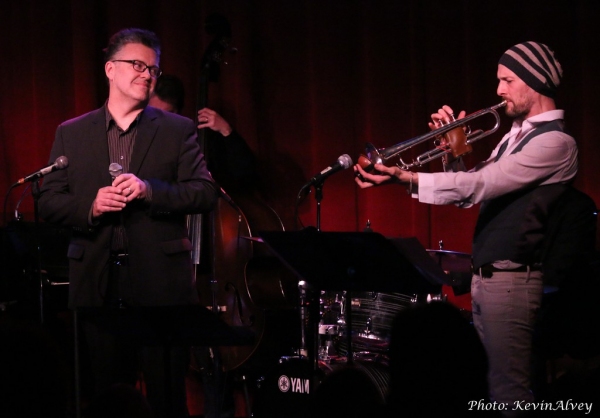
310, 180, 355, 365
314, 181, 324, 232
293, 179, 332, 382
310, 181, 324, 379
30, 180, 45, 325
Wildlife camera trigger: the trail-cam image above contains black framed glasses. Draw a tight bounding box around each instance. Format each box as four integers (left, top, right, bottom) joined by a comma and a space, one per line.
112, 59, 162, 78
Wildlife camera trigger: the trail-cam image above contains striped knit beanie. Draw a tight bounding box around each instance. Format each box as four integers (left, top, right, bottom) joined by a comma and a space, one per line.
498, 42, 563, 98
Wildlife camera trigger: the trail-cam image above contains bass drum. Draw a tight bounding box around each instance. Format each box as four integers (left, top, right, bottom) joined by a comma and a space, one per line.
251, 357, 389, 418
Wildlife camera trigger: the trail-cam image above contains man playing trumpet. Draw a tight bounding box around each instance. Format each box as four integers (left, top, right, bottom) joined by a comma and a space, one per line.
355, 42, 578, 415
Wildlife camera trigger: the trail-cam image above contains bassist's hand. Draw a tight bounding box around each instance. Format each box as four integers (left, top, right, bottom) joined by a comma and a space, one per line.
198, 108, 232, 137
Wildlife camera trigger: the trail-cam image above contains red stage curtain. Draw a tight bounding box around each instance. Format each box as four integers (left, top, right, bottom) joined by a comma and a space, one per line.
1, 0, 599, 253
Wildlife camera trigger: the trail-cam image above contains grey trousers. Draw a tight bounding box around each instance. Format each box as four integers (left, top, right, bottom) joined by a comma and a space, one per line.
471, 268, 543, 415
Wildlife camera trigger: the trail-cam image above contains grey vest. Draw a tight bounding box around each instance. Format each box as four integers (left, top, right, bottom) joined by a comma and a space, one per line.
472, 119, 568, 270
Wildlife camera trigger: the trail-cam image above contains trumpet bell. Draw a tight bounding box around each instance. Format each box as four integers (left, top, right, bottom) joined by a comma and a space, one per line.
358, 143, 384, 172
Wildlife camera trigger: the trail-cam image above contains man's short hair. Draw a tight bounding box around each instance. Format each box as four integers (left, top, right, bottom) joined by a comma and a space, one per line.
103, 28, 161, 63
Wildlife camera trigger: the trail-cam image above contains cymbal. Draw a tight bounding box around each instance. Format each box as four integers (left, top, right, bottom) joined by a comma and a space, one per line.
427, 249, 472, 273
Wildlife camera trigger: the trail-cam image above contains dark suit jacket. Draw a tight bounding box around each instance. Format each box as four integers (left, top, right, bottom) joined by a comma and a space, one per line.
39, 106, 218, 308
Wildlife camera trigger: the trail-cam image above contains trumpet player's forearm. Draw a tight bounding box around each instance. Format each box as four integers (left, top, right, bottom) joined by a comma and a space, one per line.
395, 168, 418, 195
397, 169, 417, 185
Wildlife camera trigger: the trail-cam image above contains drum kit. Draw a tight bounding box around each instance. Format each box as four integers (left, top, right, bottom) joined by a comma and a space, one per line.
251, 239, 473, 418
316, 245, 472, 365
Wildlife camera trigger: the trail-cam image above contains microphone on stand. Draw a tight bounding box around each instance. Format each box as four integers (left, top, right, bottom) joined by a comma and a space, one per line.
9, 156, 68, 325
296, 154, 353, 232
301, 154, 353, 191
14, 156, 69, 185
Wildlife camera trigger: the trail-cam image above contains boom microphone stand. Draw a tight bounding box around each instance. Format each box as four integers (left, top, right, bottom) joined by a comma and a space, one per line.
5, 156, 69, 324
295, 180, 328, 376
313, 182, 324, 232
3, 179, 46, 325
30, 180, 45, 325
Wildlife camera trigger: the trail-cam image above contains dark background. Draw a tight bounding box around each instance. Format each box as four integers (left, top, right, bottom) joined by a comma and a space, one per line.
1, 0, 599, 255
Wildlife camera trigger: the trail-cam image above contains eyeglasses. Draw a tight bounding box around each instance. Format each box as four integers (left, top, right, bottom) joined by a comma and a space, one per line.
111, 59, 162, 78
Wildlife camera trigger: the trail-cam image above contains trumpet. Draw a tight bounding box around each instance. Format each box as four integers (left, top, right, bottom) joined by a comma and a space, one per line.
358, 101, 507, 171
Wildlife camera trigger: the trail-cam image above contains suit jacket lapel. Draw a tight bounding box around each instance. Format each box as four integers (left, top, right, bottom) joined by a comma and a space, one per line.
130, 107, 159, 175
88, 108, 113, 183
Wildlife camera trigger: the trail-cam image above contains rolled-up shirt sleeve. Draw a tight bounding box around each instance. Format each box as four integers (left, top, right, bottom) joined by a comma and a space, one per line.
416, 131, 577, 207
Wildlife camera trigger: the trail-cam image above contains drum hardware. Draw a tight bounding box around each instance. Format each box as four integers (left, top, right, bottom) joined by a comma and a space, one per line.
352, 350, 389, 364
317, 290, 347, 362
296, 280, 312, 358
336, 293, 346, 328
427, 246, 474, 319
362, 317, 374, 338
319, 290, 345, 326
317, 325, 340, 363
427, 245, 473, 274
426, 293, 446, 303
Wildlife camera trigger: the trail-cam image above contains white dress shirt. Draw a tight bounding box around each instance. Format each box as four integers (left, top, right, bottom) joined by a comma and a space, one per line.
416, 109, 578, 207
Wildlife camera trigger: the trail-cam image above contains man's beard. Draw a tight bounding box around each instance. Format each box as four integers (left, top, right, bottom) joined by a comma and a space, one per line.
505, 100, 531, 121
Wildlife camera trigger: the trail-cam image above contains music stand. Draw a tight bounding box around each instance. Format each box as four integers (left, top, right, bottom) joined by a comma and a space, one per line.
258, 230, 450, 292
73, 305, 254, 417
258, 229, 451, 370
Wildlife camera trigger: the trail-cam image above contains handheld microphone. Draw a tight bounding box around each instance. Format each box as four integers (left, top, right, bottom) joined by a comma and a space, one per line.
301, 154, 353, 190
109, 163, 123, 180
16, 156, 69, 184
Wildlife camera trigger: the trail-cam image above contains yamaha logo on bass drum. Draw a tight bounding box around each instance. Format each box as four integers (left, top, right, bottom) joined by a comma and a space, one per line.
278, 373, 311, 394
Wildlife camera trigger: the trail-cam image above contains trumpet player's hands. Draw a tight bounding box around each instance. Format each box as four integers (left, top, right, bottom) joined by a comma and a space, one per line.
429, 105, 467, 165
354, 163, 416, 189
428, 105, 466, 131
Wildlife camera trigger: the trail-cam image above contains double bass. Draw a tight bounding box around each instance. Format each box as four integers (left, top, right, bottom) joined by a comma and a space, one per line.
190, 14, 299, 374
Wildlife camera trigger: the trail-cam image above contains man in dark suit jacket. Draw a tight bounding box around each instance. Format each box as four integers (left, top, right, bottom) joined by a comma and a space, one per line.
39, 28, 218, 418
